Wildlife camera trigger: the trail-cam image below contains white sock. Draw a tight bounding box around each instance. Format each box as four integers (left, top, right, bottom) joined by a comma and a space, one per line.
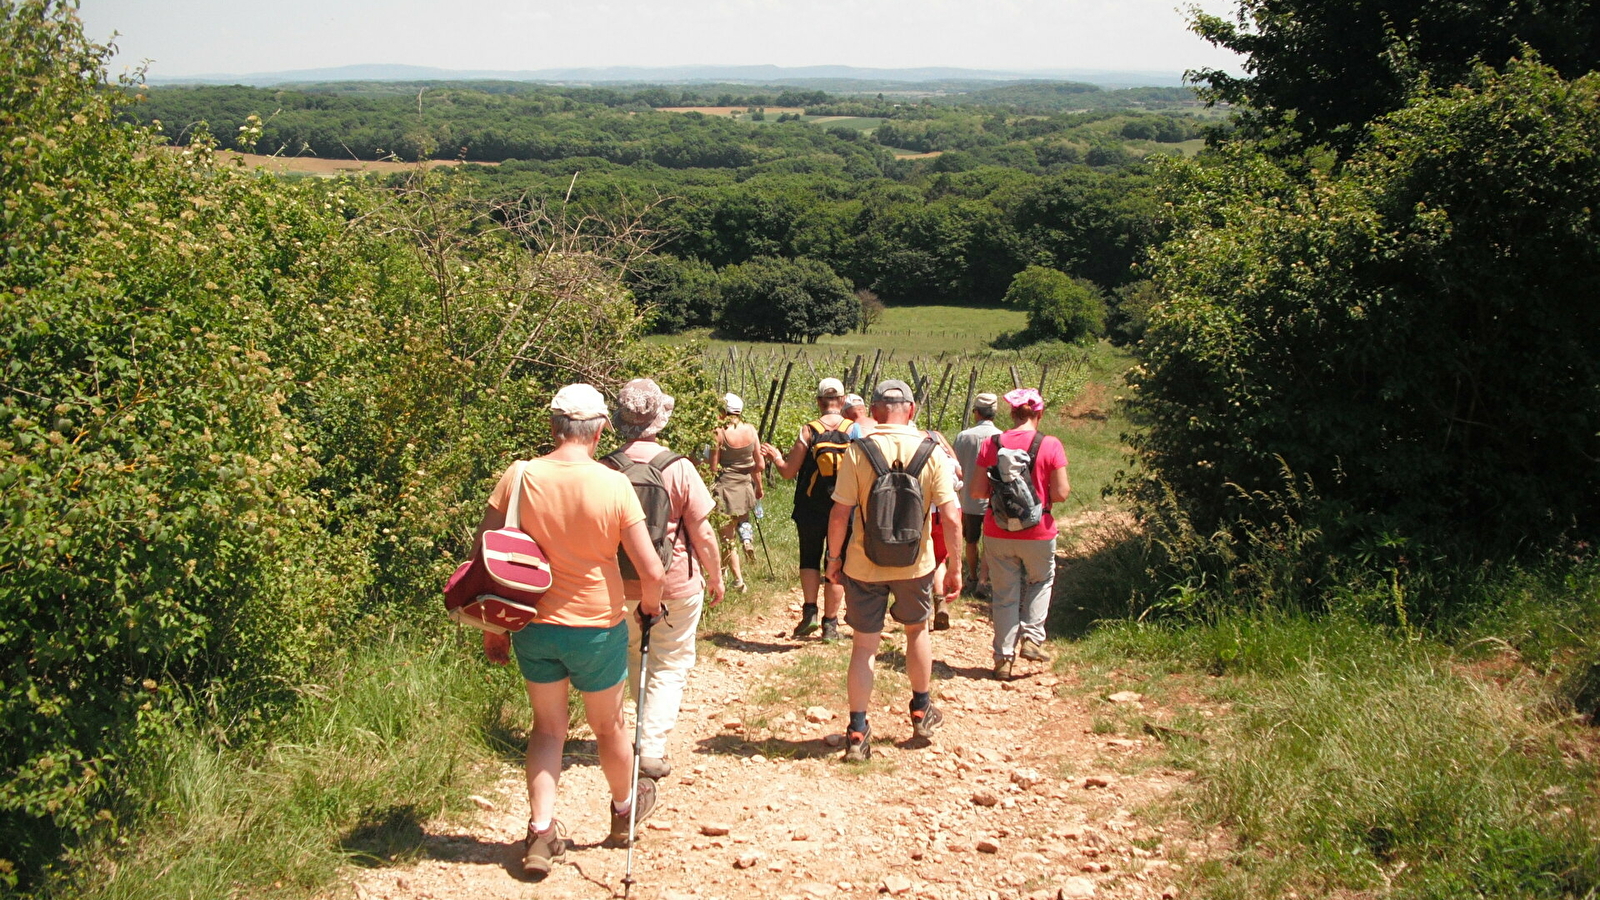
612, 799, 631, 816
531, 818, 551, 833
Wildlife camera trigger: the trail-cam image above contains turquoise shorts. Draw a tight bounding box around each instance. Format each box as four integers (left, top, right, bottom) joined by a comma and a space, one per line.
510, 621, 630, 693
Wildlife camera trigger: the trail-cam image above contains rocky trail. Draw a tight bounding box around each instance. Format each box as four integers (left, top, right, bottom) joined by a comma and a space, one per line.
338, 585, 1212, 900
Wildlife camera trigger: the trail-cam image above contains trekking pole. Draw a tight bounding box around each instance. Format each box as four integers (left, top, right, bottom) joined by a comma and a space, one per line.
621, 613, 655, 899
754, 513, 775, 578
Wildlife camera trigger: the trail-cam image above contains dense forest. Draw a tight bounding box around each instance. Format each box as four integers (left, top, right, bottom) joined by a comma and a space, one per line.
132, 82, 1198, 339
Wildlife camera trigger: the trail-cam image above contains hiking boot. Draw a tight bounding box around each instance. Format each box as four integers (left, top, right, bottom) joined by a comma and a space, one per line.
793, 605, 820, 637
933, 610, 951, 631
523, 818, 567, 877
820, 618, 841, 642
608, 777, 658, 846
742, 538, 755, 555
843, 721, 872, 762
992, 657, 1014, 681
1019, 638, 1051, 662
911, 703, 943, 739
639, 756, 671, 779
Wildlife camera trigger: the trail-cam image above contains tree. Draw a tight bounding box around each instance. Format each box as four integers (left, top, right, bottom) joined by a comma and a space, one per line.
1190, 0, 1600, 158
627, 255, 722, 333
1004, 266, 1105, 343
856, 289, 885, 334
1134, 59, 1600, 550
717, 256, 858, 343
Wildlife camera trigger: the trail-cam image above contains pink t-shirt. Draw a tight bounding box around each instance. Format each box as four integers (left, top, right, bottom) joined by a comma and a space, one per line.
974, 428, 1068, 541
618, 441, 716, 602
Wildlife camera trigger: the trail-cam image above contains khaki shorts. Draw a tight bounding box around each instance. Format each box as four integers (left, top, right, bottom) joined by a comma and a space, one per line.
842, 571, 934, 634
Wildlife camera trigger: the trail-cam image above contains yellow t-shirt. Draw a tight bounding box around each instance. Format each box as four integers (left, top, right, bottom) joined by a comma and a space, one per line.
831, 424, 958, 582
487, 457, 645, 628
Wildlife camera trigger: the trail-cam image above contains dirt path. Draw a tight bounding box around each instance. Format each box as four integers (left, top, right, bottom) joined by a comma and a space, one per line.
340, 586, 1202, 900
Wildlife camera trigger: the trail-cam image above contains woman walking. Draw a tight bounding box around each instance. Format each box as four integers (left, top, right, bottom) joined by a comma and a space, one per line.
710, 393, 764, 591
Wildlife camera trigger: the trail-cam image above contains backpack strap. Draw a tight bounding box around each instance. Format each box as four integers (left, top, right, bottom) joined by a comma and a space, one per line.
648, 449, 683, 470
855, 433, 893, 477
602, 449, 634, 473
905, 435, 938, 477
1026, 430, 1045, 474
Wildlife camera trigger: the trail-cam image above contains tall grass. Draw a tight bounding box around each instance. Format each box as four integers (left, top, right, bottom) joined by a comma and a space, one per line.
56, 632, 519, 900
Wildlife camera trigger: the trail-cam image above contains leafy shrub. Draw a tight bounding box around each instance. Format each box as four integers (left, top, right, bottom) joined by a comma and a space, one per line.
716, 256, 857, 342
1133, 59, 1600, 559
1002, 265, 1106, 344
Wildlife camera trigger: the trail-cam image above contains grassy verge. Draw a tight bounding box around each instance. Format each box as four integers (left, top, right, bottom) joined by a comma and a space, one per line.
1063, 592, 1600, 900
55, 631, 520, 900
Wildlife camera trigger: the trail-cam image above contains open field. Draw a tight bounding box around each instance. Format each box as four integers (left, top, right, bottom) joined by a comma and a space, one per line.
658, 106, 806, 116
214, 151, 498, 176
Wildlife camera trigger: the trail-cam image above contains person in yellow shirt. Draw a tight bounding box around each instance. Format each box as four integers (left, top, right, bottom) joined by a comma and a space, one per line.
476, 383, 664, 877
825, 380, 961, 762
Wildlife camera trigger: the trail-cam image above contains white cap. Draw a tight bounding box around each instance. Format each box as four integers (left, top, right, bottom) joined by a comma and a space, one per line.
722, 392, 744, 415
816, 377, 845, 399
549, 383, 609, 420
842, 393, 865, 412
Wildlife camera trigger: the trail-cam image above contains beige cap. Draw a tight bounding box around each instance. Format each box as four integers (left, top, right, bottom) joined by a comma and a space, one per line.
549, 383, 609, 420
816, 377, 845, 398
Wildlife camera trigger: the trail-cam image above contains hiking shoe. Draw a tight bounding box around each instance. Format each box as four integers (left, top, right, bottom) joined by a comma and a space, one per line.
933, 610, 951, 631
820, 618, 841, 642
1019, 638, 1051, 662
911, 703, 943, 739
793, 606, 820, 637
608, 777, 658, 846
843, 722, 872, 762
974, 583, 992, 601
732, 580, 748, 593
523, 818, 567, 877
639, 756, 671, 779
742, 538, 755, 555
992, 657, 1014, 681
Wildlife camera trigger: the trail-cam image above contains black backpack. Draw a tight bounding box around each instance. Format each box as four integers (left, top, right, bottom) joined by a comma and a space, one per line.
987, 431, 1045, 532
793, 417, 853, 518
603, 448, 688, 580
856, 434, 939, 568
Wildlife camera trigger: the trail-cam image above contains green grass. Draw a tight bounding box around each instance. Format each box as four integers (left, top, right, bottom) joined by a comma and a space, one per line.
1062, 610, 1600, 900
56, 632, 520, 900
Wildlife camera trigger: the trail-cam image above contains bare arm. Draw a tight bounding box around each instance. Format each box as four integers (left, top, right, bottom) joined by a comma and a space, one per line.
939, 499, 962, 597
762, 427, 810, 481
971, 468, 991, 501
824, 500, 852, 585
751, 426, 766, 498
474, 502, 512, 664
689, 512, 725, 606
1048, 465, 1070, 505
621, 520, 664, 617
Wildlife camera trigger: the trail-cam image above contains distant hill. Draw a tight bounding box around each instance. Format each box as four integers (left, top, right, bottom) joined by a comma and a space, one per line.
147, 63, 1188, 90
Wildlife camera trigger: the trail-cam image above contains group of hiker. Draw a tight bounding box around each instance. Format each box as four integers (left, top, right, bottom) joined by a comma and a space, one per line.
465, 375, 1068, 878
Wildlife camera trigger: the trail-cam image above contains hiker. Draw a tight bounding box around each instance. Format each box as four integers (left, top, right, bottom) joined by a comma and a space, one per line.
609, 379, 725, 781
924, 428, 963, 631
971, 387, 1070, 680
761, 377, 852, 640
841, 392, 876, 438
711, 393, 763, 592
477, 383, 664, 877
825, 379, 961, 760
952, 393, 1003, 600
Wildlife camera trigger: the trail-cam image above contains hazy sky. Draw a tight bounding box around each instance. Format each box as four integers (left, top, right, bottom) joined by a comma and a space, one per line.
78, 0, 1242, 78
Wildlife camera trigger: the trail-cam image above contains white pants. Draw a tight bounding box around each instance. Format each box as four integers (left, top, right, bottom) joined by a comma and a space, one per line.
985, 537, 1056, 660
624, 591, 704, 759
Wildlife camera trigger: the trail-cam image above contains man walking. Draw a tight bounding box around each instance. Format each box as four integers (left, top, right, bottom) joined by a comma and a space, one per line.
478, 384, 665, 877
609, 379, 725, 780
971, 387, 1069, 680
952, 393, 1003, 600
825, 380, 961, 761
762, 377, 852, 640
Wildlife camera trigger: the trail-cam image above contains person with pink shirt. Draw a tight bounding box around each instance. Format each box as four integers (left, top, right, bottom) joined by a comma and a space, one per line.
971, 387, 1070, 680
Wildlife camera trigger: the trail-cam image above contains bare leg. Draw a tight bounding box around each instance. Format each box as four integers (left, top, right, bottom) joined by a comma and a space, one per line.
823, 580, 844, 620
847, 629, 882, 714
800, 568, 822, 606
903, 622, 932, 694
720, 517, 744, 586
579, 681, 634, 805
524, 679, 572, 825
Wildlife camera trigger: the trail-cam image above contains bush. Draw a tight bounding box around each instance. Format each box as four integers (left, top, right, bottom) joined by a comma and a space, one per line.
1133, 59, 1600, 557
716, 256, 858, 343
1002, 265, 1106, 343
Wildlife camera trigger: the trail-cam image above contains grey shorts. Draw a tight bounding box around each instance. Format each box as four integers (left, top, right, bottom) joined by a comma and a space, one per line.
842, 571, 934, 634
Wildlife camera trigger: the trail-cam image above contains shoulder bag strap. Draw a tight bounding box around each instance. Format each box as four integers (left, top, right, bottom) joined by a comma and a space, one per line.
503, 460, 527, 531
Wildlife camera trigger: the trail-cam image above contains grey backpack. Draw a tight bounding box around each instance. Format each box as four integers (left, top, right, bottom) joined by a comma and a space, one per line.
603, 448, 687, 580
856, 434, 939, 568
987, 432, 1045, 532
